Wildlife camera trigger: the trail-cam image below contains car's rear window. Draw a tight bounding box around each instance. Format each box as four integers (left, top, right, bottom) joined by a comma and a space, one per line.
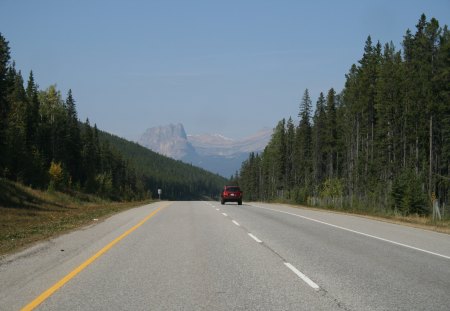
226, 187, 240, 192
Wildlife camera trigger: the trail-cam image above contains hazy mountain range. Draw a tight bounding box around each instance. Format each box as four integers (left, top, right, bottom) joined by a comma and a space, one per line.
138, 124, 272, 177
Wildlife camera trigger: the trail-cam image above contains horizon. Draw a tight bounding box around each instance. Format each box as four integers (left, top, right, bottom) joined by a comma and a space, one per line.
1, 0, 449, 141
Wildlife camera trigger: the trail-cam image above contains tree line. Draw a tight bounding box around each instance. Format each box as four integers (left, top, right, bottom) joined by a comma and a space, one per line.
237, 15, 449, 216
98, 130, 227, 200
0, 33, 226, 200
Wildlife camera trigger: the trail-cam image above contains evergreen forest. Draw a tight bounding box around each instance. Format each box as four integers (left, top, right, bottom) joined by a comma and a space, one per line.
0, 33, 226, 201
237, 15, 450, 216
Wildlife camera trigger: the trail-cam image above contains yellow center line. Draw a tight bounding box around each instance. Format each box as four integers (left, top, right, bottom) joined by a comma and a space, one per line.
21, 202, 171, 311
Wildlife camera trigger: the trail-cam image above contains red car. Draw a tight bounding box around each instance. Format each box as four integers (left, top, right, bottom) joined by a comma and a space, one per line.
221, 186, 243, 205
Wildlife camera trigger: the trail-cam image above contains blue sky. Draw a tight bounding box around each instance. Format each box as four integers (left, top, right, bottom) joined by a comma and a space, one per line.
1, 0, 449, 140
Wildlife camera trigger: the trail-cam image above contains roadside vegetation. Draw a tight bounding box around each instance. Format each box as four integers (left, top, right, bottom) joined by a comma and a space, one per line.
236, 14, 450, 231
0, 178, 152, 256
274, 201, 450, 235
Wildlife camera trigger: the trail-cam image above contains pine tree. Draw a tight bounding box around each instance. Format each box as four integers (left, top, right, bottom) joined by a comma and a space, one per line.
265, 119, 287, 198
25, 71, 40, 148
4, 68, 28, 181
293, 89, 313, 201
81, 119, 97, 191
286, 117, 296, 196
341, 64, 359, 199
372, 42, 404, 204
0, 33, 11, 173
434, 25, 450, 203
312, 92, 327, 192
65, 89, 81, 184
325, 88, 338, 179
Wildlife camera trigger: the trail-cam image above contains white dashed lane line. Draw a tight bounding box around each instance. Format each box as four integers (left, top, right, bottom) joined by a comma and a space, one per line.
248, 233, 262, 243
284, 262, 320, 290
208, 201, 320, 291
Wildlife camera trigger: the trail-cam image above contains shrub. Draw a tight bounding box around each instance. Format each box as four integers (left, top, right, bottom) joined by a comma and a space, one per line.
48, 161, 64, 191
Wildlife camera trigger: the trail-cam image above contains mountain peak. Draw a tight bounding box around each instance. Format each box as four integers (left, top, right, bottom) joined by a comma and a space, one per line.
139, 124, 271, 176
138, 123, 196, 160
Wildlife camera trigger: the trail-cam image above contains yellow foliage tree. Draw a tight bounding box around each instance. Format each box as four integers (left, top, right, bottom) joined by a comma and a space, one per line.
48, 161, 64, 190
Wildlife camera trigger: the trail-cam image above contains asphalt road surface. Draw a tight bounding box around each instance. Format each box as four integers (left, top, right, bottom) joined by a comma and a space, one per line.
1, 201, 449, 310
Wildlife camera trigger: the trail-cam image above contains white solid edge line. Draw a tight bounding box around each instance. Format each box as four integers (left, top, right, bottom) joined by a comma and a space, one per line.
232, 220, 240, 226
250, 204, 450, 261
284, 262, 320, 290
248, 233, 262, 243
222, 213, 228, 216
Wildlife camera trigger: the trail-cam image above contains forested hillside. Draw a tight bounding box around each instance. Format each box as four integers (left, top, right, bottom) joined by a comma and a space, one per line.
99, 131, 227, 200
237, 15, 449, 216
0, 33, 225, 201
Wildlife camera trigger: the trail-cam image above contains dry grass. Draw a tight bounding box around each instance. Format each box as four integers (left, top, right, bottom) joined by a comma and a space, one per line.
0, 179, 152, 256
373, 213, 450, 234
284, 203, 450, 234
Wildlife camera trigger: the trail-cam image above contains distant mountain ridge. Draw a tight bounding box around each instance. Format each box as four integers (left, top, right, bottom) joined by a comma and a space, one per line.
139, 123, 197, 160
188, 128, 271, 157
138, 124, 272, 177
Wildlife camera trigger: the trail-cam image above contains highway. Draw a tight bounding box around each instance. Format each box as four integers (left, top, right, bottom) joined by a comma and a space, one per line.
1, 201, 449, 310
